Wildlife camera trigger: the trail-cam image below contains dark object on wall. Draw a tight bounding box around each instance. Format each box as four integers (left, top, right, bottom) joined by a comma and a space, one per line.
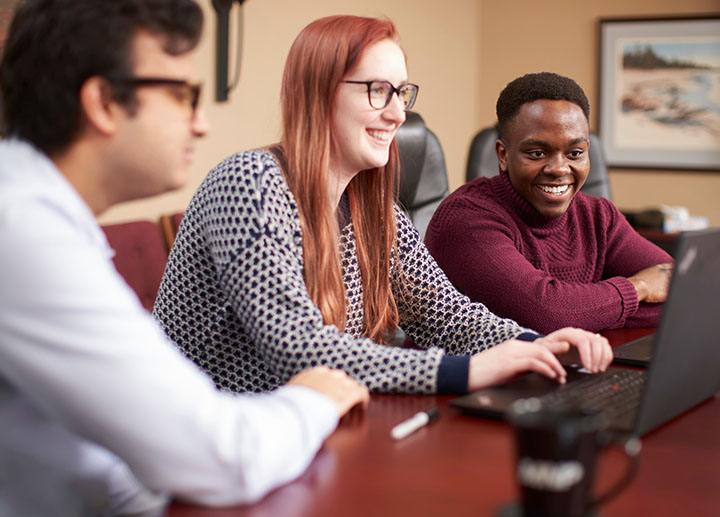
211, 0, 246, 102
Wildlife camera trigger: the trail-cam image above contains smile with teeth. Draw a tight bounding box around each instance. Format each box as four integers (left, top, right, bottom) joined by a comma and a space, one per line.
367, 129, 390, 142
537, 184, 571, 195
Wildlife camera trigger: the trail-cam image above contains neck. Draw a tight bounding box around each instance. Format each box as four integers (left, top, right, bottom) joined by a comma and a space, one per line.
328, 167, 360, 210
50, 139, 114, 216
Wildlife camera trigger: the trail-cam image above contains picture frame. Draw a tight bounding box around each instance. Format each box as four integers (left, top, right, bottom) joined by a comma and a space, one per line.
598, 16, 720, 170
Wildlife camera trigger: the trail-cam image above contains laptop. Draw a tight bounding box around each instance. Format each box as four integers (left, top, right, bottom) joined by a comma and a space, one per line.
451, 227, 720, 436
611, 230, 707, 367
612, 332, 655, 367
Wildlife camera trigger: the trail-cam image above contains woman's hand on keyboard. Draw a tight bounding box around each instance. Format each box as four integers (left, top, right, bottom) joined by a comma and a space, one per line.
468, 339, 568, 390
533, 328, 613, 374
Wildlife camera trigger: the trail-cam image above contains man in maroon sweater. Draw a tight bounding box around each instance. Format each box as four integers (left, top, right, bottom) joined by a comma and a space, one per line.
425, 72, 673, 334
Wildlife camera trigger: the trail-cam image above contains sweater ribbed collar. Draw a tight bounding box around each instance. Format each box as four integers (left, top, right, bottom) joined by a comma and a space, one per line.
490, 171, 570, 231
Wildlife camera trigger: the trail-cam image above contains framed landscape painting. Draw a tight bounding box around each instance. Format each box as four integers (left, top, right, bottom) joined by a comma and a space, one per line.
598, 16, 720, 170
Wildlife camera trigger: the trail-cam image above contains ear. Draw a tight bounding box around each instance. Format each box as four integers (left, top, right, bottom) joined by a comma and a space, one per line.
78, 76, 121, 136
495, 139, 509, 173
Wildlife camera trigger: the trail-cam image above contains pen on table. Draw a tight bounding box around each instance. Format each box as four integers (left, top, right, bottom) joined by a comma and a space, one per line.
390, 408, 440, 440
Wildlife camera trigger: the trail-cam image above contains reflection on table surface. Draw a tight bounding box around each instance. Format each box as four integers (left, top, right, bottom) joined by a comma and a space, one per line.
169, 328, 720, 517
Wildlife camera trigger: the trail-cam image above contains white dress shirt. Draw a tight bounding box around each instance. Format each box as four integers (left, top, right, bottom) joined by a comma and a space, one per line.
0, 138, 338, 515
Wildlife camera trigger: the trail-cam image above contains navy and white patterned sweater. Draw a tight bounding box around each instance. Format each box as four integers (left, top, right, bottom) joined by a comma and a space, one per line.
153, 150, 533, 394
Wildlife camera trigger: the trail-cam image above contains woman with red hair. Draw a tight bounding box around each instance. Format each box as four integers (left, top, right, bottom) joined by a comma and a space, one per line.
154, 15, 611, 395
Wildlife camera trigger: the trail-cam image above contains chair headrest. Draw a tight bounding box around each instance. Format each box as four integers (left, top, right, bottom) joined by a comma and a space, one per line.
465, 126, 500, 182
395, 112, 427, 209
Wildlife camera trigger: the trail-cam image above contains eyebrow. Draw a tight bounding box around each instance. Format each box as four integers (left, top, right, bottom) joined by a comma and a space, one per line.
352, 78, 409, 86
520, 137, 589, 147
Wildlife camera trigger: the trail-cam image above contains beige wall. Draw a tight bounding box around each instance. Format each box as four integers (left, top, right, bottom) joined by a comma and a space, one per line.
99, 0, 720, 226
98, 0, 481, 224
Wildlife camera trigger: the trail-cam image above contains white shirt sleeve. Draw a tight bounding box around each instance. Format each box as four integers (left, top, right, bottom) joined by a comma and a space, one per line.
0, 198, 338, 506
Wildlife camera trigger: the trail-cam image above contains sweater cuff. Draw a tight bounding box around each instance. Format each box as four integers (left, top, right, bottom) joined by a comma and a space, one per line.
516, 331, 543, 342
607, 276, 640, 326
437, 355, 470, 394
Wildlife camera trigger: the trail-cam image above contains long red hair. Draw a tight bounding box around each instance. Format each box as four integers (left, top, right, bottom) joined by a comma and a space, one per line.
280, 15, 401, 343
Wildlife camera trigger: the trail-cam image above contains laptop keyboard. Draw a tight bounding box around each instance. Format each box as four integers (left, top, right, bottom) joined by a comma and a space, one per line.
536, 368, 647, 426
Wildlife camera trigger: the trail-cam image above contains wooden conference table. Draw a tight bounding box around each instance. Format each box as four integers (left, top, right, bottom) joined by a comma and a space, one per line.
168, 328, 720, 517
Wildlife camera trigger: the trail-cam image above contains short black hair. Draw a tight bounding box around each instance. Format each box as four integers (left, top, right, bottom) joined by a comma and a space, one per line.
0, 0, 203, 154
495, 72, 590, 141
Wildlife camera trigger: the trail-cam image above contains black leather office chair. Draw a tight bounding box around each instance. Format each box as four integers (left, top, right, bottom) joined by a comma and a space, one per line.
464, 126, 612, 200
394, 111, 450, 240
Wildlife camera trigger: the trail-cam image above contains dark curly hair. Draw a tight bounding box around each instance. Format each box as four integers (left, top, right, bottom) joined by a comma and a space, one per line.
495, 72, 589, 140
0, 0, 203, 154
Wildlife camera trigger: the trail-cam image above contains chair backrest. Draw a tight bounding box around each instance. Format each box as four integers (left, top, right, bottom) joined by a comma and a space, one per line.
394, 111, 450, 240
101, 220, 169, 311
464, 126, 612, 200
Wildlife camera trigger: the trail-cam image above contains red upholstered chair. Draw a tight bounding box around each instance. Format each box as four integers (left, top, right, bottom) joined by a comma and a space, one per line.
101, 220, 169, 311
159, 211, 184, 252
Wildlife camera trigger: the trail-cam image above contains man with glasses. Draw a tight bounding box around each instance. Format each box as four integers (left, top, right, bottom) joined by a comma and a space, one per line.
0, 1, 368, 515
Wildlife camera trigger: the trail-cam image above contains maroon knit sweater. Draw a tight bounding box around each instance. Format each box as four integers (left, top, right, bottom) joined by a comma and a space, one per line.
425, 172, 672, 333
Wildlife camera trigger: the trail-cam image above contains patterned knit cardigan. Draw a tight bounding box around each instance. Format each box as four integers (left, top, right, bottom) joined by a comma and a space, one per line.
153, 150, 531, 394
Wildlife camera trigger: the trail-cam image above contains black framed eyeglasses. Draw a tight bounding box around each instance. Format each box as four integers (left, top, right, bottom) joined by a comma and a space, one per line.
341, 80, 419, 111
106, 77, 202, 114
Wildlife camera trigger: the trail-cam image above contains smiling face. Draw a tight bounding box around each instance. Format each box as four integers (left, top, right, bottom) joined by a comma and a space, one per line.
496, 99, 590, 219
329, 39, 407, 181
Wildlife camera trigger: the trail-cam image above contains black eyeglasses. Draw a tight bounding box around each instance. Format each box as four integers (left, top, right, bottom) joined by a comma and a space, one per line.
341, 80, 419, 111
106, 77, 202, 114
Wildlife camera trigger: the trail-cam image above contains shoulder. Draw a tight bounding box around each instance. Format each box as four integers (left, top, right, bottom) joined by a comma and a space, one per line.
0, 199, 77, 260
440, 177, 506, 216
571, 192, 622, 223
0, 141, 104, 256
442, 176, 494, 205
430, 177, 510, 233
189, 150, 303, 249
195, 149, 293, 211
565, 193, 633, 246
204, 149, 283, 188
0, 196, 115, 313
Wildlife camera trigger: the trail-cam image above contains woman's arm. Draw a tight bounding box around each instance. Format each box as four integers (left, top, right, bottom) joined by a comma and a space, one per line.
392, 207, 538, 352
